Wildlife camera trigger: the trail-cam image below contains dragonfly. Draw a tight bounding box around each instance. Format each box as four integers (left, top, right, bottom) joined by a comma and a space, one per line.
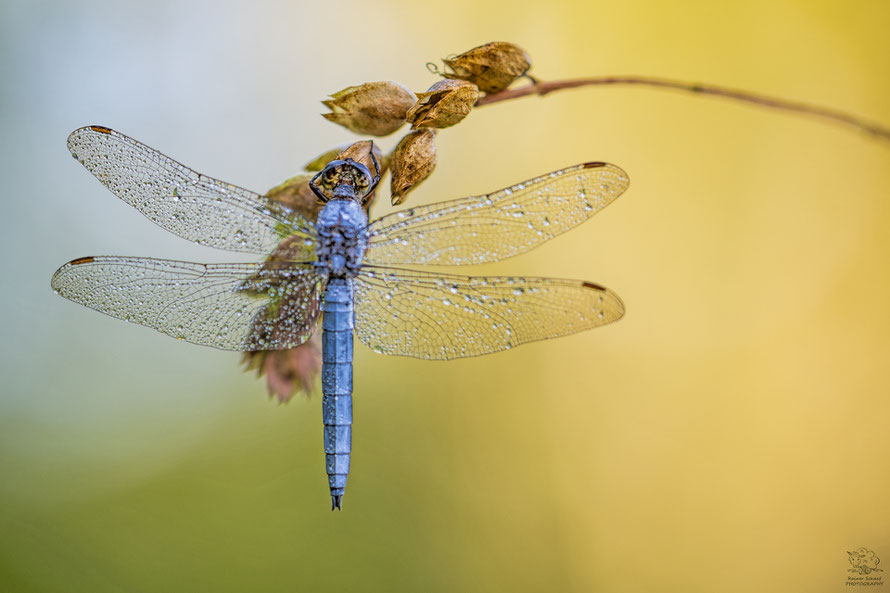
52, 125, 630, 510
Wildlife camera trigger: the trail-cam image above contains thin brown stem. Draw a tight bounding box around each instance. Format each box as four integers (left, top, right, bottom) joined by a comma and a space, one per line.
475, 76, 890, 142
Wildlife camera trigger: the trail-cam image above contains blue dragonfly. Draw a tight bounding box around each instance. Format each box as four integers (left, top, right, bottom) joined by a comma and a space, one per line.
52, 125, 629, 510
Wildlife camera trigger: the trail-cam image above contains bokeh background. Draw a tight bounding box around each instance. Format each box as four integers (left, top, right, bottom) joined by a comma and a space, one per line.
2, 1, 889, 591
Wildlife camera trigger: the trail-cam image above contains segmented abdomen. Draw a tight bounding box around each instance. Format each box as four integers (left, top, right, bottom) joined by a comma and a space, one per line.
321, 277, 354, 510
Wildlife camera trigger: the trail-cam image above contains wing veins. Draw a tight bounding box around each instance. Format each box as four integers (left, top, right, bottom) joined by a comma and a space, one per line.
364, 163, 628, 267
354, 266, 624, 360
67, 126, 317, 254
52, 257, 323, 351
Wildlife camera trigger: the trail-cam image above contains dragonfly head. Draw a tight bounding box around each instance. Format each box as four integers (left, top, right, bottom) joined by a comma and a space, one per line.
310, 159, 378, 204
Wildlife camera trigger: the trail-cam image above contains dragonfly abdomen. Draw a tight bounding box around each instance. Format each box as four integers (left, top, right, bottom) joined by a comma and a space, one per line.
321, 277, 354, 511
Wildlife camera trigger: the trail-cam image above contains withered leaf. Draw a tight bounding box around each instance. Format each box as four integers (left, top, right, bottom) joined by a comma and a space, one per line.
304, 145, 350, 172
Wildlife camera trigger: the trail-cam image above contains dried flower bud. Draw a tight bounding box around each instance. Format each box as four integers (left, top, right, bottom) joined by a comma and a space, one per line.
264, 173, 322, 221
322, 81, 415, 136
406, 79, 479, 130
438, 41, 531, 94
304, 145, 350, 172
241, 332, 322, 403
389, 129, 437, 205
304, 142, 387, 181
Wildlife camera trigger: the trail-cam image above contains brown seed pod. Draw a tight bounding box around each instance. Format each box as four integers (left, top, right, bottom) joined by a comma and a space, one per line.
406, 79, 480, 129
304, 145, 350, 172
305, 142, 387, 179
264, 173, 321, 221
389, 129, 437, 205
241, 332, 322, 403
438, 41, 531, 94
321, 81, 415, 136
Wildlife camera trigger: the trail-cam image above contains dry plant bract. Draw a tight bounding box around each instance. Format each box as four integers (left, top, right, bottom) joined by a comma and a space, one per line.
322, 81, 416, 136
407, 79, 480, 129
304, 145, 350, 171
438, 41, 531, 94
389, 129, 437, 205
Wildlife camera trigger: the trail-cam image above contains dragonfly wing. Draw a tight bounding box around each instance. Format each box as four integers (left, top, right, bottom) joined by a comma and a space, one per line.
354, 267, 624, 360
364, 162, 628, 266
51, 256, 324, 351
67, 126, 316, 254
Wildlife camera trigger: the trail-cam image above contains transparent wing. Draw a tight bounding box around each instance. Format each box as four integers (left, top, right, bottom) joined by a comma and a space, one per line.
51, 256, 324, 351
364, 162, 628, 266
354, 267, 624, 360
67, 126, 316, 254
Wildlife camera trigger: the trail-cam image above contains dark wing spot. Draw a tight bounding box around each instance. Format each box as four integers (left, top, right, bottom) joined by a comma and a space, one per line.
581, 162, 607, 169
88, 125, 113, 134
581, 280, 606, 291
70, 256, 95, 265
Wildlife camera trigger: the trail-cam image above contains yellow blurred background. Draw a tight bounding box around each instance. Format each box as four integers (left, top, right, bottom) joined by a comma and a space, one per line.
1, 0, 889, 591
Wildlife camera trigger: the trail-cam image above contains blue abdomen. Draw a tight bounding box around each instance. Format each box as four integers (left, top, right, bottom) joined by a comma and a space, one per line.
321, 277, 353, 510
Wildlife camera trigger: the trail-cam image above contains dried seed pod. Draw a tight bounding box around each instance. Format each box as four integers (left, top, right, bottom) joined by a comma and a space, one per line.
241, 332, 322, 403
322, 81, 415, 136
406, 79, 480, 129
389, 129, 437, 205
304, 145, 350, 171
264, 173, 322, 221
305, 142, 386, 177
439, 41, 531, 94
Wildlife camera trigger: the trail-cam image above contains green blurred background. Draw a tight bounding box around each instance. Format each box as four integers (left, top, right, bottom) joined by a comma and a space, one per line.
2, 0, 889, 591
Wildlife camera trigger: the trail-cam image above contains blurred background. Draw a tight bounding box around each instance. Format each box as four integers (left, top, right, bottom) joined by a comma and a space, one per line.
2, 0, 889, 591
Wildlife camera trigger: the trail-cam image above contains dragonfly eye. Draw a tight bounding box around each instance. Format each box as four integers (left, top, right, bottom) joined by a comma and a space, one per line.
346, 161, 373, 196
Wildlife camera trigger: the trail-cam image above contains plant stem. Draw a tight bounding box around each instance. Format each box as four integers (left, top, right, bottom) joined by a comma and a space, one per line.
475, 76, 890, 142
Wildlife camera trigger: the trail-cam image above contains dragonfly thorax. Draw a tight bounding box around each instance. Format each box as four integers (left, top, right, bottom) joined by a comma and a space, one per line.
315, 200, 369, 278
